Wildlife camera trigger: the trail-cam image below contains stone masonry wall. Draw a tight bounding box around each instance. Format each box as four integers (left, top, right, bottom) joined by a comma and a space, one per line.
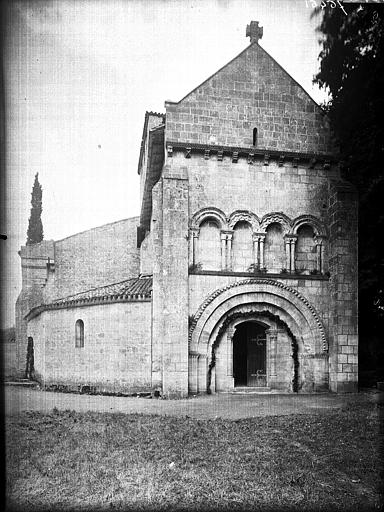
48, 217, 140, 301
181, 154, 339, 222
328, 181, 358, 392
165, 42, 335, 154
150, 179, 164, 391
16, 218, 140, 377
159, 165, 189, 397
28, 301, 152, 393
140, 231, 153, 275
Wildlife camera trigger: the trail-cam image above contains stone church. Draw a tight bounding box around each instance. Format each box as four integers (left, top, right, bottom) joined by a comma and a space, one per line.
15, 22, 358, 397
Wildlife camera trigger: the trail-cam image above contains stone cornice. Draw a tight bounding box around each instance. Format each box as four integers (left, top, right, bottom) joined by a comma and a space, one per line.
189, 269, 330, 280
25, 295, 152, 321
166, 141, 338, 168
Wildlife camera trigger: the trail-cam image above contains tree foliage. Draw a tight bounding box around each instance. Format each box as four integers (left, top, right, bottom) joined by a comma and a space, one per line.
26, 173, 43, 246
313, 5, 384, 380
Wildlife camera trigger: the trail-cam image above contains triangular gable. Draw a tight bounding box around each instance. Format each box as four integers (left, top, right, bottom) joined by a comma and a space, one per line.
165, 42, 334, 155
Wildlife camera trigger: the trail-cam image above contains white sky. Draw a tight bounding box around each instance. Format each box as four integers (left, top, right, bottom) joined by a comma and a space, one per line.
2, 0, 326, 328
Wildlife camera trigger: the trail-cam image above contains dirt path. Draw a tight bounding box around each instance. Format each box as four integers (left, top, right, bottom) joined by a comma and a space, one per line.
2, 385, 372, 420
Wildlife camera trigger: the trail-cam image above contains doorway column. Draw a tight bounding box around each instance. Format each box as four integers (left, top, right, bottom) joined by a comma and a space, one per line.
267, 329, 277, 381
197, 354, 208, 394
227, 327, 235, 380
188, 352, 199, 394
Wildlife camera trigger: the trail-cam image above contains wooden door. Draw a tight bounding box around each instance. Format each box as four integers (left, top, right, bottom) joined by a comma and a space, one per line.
247, 333, 267, 386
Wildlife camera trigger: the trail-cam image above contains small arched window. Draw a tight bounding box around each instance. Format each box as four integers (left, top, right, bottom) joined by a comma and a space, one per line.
253, 127, 258, 146
75, 319, 84, 348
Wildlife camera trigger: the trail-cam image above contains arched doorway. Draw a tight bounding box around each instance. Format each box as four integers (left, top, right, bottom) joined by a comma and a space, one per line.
189, 279, 329, 393
233, 321, 267, 387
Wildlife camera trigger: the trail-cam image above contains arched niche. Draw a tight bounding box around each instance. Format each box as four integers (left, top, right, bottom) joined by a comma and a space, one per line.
231, 221, 253, 272
291, 215, 326, 237
196, 219, 221, 270
295, 224, 317, 273
227, 210, 260, 231
260, 212, 292, 233
264, 222, 285, 273
190, 207, 227, 230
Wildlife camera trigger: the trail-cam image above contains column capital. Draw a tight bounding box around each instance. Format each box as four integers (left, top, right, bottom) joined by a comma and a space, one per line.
190, 227, 200, 234
314, 235, 326, 245
221, 230, 233, 240
227, 326, 236, 339
284, 234, 298, 244
253, 232, 266, 242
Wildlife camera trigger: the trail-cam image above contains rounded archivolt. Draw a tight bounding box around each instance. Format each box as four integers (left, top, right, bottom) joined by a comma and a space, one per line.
260, 212, 292, 233
227, 210, 260, 231
291, 215, 327, 237
189, 278, 328, 352
190, 207, 227, 230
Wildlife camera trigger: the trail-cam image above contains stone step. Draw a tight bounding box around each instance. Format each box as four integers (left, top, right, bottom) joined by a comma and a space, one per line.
232, 386, 272, 393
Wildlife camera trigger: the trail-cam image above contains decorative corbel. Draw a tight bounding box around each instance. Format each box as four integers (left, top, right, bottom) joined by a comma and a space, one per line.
232, 151, 239, 163
293, 157, 299, 168
309, 157, 317, 169
278, 155, 285, 167
204, 149, 210, 160
167, 145, 173, 157
217, 150, 224, 161
247, 152, 254, 165
185, 147, 191, 159
263, 153, 270, 166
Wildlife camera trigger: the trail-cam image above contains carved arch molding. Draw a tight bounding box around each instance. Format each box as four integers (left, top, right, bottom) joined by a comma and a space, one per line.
190, 208, 327, 236
189, 278, 328, 353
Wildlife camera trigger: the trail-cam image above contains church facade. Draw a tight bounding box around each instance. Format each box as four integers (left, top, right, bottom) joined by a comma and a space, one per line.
15, 23, 358, 397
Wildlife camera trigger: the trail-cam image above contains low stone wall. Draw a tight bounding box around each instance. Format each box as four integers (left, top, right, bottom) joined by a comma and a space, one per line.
28, 301, 152, 393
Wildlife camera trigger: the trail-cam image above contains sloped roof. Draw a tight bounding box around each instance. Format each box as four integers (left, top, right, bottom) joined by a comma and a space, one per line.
52, 276, 152, 305
26, 277, 152, 320
177, 41, 321, 109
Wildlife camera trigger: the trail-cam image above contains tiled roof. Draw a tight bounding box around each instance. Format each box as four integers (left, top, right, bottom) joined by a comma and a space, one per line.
26, 276, 152, 320
52, 276, 152, 305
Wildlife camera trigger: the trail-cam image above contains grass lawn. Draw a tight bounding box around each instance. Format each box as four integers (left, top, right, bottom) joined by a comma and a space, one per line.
5, 401, 383, 511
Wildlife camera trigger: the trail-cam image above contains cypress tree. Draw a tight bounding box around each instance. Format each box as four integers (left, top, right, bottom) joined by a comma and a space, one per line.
26, 173, 43, 245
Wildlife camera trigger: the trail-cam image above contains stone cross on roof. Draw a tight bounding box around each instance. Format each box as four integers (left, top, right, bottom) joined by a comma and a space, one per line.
246, 21, 263, 44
